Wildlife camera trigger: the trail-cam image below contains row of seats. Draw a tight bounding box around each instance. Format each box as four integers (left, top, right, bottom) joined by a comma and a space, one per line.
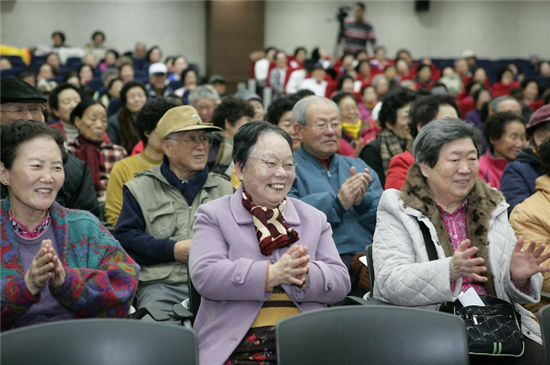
3, 303, 549, 365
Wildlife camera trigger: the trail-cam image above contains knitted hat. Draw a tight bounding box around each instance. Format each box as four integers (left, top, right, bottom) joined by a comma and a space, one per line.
1, 78, 48, 104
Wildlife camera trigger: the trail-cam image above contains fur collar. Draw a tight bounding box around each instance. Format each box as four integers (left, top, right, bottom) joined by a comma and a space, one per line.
400, 163, 505, 296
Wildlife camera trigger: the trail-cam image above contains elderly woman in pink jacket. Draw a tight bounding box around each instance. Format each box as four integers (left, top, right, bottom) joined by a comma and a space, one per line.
189, 121, 350, 365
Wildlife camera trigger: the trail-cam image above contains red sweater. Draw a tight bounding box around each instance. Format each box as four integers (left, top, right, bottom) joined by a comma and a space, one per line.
385, 150, 415, 190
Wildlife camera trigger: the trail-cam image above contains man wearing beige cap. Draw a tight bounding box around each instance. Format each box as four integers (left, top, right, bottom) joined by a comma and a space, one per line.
114, 105, 234, 314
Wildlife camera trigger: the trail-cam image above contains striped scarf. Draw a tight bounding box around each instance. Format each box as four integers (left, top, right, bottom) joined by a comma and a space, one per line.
378, 129, 411, 176
241, 190, 299, 256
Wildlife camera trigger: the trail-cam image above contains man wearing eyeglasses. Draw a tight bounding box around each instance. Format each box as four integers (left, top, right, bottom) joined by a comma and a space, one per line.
289, 96, 383, 297
0, 78, 101, 217
114, 105, 234, 315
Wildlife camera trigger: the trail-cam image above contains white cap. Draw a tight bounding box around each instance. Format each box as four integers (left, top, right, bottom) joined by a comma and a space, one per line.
461, 49, 476, 59
149, 62, 168, 76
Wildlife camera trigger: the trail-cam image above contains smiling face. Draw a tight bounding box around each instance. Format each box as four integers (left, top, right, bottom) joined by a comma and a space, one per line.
0, 137, 64, 220
420, 138, 479, 211
491, 120, 527, 161
120, 65, 134, 83
162, 130, 210, 180
125, 86, 147, 114
236, 132, 295, 209
338, 96, 359, 123
75, 104, 107, 144
294, 101, 341, 160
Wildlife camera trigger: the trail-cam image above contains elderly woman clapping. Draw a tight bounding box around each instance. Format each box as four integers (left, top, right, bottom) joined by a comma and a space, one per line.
0, 121, 139, 331
373, 118, 549, 364
189, 121, 350, 365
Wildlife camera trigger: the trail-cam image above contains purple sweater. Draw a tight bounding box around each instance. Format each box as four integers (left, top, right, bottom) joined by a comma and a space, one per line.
189, 185, 351, 365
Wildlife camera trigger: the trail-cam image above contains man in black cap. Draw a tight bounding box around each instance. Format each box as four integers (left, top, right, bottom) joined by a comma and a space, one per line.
0, 78, 101, 217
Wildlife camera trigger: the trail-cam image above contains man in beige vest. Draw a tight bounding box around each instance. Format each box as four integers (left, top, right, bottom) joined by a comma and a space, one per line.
114, 105, 234, 314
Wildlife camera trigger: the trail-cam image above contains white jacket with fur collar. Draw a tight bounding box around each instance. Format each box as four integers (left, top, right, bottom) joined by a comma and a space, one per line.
373, 165, 543, 344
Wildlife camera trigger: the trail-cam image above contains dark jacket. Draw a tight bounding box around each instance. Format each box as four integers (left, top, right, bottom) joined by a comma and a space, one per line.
501, 148, 542, 215
1, 153, 101, 217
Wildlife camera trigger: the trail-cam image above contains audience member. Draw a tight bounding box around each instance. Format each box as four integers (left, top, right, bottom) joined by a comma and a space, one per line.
133, 42, 147, 59
118, 63, 135, 83
51, 31, 66, 48
0, 120, 138, 330
114, 106, 233, 315
333, 92, 376, 158
489, 95, 522, 117
105, 97, 175, 227
107, 81, 147, 153
146, 46, 163, 64
374, 118, 547, 364
45, 53, 61, 71
208, 74, 226, 98
372, 74, 390, 99
77, 64, 94, 87
480, 112, 527, 189
146, 62, 174, 98
254, 46, 277, 87
385, 94, 459, 190
358, 84, 377, 121
464, 87, 491, 131
360, 87, 418, 187
502, 104, 550, 213
510, 138, 550, 320
189, 121, 350, 364
266, 95, 300, 152
37, 63, 57, 83
188, 85, 220, 124
234, 89, 265, 122
0, 78, 100, 216
49, 83, 82, 143
210, 96, 254, 178
67, 100, 127, 201
270, 50, 289, 97
298, 62, 328, 97
168, 55, 189, 82
98, 77, 123, 109
290, 96, 382, 296
16, 69, 37, 87
174, 68, 198, 102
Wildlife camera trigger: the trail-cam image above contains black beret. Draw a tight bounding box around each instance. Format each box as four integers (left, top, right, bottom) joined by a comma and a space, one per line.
1, 78, 48, 104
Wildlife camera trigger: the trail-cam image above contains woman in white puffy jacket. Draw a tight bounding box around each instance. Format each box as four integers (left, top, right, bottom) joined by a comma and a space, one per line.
373, 118, 550, 365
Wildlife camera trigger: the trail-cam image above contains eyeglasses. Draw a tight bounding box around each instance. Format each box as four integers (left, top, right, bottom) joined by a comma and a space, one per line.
0, 105, 45, 119
249, 157, 297, 171
305, 121, 341, 132
166, 135, 213, 149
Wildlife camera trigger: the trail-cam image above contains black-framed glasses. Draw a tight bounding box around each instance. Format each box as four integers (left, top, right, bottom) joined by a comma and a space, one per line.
166, 135, 213, 149
249, 157, 297, 171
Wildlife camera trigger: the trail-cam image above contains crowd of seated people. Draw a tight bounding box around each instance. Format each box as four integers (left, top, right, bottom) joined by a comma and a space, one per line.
2, 27, 550, 365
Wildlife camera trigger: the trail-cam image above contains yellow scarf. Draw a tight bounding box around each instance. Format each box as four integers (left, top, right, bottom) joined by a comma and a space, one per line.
342, 119, 362, 140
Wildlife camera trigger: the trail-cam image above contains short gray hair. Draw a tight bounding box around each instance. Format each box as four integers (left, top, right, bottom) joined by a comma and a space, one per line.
291, 96, 340, 126
372, 74, 388, 87
489, 96, 519, 114
188, 85, 220, 107
413, 118, 483, 168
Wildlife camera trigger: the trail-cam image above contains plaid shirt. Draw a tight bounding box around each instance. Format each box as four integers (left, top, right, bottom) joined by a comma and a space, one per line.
68, 140, 127, 198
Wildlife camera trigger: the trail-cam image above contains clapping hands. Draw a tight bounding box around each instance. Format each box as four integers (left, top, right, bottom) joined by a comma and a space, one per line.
268, 245, 310, 290
24, 239, 66, 296
338, 166, 372, 211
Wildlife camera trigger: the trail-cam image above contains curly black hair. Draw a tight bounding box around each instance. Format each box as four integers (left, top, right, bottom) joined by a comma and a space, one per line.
266, 95, 298, 126
135, 98, 177, 146
211, 96, 254, 130
483, 111, 525, 145
409, 94, 460, 138
378, 87, 418, 130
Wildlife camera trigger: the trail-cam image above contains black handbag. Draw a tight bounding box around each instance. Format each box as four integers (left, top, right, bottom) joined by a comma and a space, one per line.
418, 221, 525, 356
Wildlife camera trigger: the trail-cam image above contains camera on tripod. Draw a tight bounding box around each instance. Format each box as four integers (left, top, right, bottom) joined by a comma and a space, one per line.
336, 6, 351, 23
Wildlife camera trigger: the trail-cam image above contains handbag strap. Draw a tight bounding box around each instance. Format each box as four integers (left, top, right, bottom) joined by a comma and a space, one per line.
418, 220, 438, 261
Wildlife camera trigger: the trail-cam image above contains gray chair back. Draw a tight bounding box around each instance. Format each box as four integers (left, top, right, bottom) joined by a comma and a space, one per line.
1, 318, 198, 365
276, 305, 469, 365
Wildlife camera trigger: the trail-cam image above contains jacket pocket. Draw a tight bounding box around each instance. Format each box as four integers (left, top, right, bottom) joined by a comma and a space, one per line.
146, 201, 177, 238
